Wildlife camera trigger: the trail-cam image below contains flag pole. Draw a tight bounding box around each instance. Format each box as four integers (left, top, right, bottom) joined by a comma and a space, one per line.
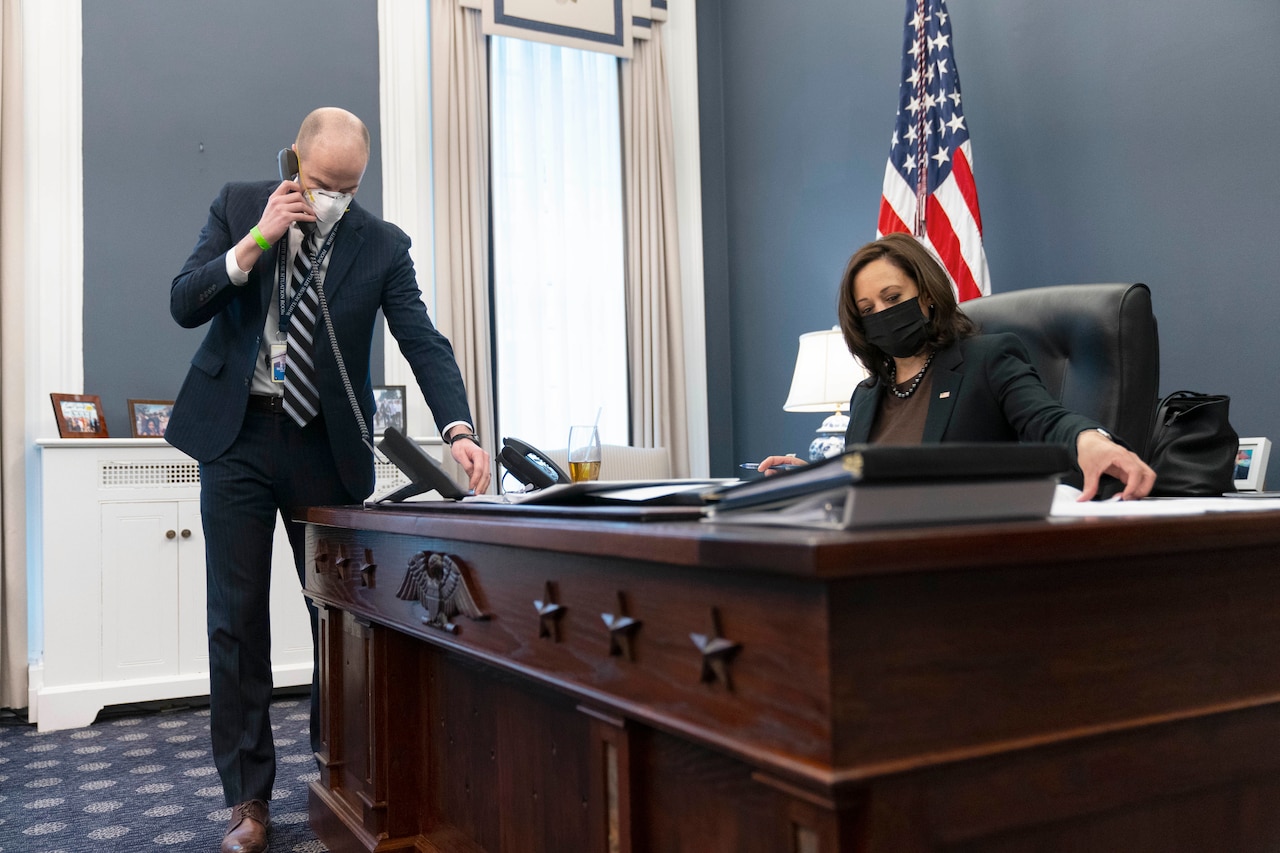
913, 0, 929, 237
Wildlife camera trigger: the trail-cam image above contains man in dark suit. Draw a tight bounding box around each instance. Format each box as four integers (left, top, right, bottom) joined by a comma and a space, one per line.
167, 107, 490, 853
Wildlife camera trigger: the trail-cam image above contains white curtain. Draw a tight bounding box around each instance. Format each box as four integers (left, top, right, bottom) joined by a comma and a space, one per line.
430, 0, 496, 473
490, 36, 628, 450
621, 23, 689, 476
0, 0, 28, 709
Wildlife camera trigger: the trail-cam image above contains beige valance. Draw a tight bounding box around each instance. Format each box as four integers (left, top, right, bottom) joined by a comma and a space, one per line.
461, 0, 667, 57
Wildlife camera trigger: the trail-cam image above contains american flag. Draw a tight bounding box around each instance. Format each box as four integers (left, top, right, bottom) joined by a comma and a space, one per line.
877, 0, 990, 301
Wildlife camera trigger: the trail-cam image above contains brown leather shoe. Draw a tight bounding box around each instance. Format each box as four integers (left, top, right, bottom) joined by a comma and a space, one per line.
221, 799, 270, 853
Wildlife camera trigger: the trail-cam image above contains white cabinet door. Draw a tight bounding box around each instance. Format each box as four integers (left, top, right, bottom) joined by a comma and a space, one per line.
176, 500, 209, 674
34, 439, 400, 729
100, 501, 181, 681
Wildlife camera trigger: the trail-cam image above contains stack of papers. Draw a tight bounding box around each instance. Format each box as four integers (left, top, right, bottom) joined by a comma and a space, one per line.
464, 479, 729, 507
1051, 485, 1280, 517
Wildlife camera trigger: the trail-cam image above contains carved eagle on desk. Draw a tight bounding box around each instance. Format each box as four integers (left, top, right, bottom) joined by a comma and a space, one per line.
394, 551, 487, 634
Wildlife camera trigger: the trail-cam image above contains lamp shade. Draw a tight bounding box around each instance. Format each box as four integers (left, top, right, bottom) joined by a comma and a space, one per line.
783, 328, 869, 413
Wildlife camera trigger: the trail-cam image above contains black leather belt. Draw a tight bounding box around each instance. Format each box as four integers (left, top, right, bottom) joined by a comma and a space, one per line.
247, 394, 286, 413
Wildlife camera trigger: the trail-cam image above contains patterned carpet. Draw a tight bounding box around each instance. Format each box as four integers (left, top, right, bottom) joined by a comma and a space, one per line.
0, 694, 327, 852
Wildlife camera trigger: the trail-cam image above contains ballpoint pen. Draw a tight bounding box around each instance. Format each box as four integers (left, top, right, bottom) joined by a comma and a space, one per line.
739, 462, 800, 472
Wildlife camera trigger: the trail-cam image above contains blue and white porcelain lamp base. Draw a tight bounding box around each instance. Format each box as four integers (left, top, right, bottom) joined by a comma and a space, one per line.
808, 410, 849, 461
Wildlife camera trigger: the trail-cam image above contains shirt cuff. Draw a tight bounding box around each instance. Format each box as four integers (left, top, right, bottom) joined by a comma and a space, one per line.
225, 249, 251, 285
441, 421, 473, 442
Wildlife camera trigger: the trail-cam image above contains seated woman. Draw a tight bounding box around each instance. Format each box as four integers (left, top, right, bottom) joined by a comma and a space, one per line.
759, 233, 1155, 500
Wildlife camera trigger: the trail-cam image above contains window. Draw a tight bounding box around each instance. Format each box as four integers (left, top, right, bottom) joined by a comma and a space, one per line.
489, 36, 628, 451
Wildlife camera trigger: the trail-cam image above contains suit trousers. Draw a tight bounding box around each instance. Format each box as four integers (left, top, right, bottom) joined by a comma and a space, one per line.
199, 406, 357, 806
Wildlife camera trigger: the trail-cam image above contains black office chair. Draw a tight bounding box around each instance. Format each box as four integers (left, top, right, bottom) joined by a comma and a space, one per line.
963, 283, 1161, 461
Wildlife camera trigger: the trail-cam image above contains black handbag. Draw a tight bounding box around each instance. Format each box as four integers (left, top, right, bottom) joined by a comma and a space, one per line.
1147, 391, 1238, 496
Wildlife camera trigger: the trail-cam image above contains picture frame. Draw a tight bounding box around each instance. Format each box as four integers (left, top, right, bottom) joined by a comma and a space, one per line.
50, 393, 110, 438
371, 385, 407, 436
128, 399, 175, 438
1234, 437, 1271, 492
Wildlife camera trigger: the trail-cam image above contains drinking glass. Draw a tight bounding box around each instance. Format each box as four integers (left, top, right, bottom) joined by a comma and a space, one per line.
567, 425, 602, 483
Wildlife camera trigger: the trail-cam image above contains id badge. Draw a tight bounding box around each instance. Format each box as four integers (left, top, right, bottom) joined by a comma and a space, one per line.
270, 343, 287, 383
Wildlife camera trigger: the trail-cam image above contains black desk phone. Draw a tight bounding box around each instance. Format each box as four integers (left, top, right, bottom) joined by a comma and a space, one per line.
375, 430, 572, 500
375, 426, 470, 502
500, 437, 571, 490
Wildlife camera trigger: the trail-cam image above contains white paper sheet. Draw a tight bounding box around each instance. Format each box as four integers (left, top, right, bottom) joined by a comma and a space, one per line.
1051, 484, 1280, 517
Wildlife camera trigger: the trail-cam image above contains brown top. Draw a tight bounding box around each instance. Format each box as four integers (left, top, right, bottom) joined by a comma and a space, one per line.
869, 372, 934, 445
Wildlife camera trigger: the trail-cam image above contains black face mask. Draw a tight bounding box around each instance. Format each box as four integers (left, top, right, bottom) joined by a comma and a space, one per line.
861, 296, 931, 358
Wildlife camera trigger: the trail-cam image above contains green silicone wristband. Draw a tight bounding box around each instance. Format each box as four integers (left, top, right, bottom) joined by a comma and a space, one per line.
250, 226, 272, 251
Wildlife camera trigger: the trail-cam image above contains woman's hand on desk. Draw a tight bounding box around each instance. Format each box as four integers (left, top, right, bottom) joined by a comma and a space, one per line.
755, 455, 808, 475
1075, 429, 1156, 501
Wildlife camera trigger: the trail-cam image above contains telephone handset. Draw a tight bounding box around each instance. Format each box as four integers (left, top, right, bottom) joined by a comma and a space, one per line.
278, 148, 300, 182
272, 147, 374, 454
500, 437, 571, 490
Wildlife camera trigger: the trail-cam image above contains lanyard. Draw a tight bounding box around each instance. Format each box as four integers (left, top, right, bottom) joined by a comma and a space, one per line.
277, 220, 342, 336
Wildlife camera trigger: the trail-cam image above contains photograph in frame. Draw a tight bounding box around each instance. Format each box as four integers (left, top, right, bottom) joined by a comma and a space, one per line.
128, 399, 175, 438
1234, 437, 1271, 492
372, 385, 407, 436
50, 393, 110, 438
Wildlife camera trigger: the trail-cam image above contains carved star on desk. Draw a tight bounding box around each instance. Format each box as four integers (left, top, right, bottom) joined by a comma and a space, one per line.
313, 539, 332, 575
690, 607, 741, 690
357, 549, 377, 588
601, 591, 642, 660
534, 580, 566, 641
334, 544, 355, 580
336, 546, 376, 586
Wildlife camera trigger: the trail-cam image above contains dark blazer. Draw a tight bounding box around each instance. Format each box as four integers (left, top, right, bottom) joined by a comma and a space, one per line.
167, 180, 472, 498
845, 333, 1101, 469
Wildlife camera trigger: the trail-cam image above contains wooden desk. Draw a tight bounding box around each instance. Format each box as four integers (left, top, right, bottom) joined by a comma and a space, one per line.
301, 503, 1280, 853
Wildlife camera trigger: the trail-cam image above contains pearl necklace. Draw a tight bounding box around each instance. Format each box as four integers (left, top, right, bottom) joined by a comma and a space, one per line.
888, 350, 936, 399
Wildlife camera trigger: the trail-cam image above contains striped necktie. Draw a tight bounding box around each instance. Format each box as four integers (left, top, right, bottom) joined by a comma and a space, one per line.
283, 226, 322, 427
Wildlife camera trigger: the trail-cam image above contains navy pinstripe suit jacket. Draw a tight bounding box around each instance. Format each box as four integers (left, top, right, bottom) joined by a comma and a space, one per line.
167, 180, 472, 499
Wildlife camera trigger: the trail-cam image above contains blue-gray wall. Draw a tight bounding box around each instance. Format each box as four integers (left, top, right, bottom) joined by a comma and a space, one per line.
81, 1, 1280, 487
699, 0, 1280, 487
83, 0, 385, 438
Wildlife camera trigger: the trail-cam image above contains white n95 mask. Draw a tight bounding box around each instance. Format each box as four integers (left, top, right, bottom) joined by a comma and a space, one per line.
307, 189, 352, 225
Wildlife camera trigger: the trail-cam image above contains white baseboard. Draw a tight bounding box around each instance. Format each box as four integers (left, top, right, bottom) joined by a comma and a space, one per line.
28, 662, 312, 733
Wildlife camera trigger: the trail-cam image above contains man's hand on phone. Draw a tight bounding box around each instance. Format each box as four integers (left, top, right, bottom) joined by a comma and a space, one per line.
233, 181, 318, 273
257, 180, 317, 246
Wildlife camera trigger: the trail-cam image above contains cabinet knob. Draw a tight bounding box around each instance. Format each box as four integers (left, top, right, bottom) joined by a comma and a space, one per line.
165, 529, 177, 540
181, 529, 192, 539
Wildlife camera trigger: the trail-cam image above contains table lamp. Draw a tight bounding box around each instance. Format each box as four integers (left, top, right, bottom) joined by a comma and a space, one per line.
783, 327, 870, 460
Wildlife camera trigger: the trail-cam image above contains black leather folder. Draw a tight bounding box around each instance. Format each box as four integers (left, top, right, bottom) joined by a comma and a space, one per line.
709, 443, 1072, 515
